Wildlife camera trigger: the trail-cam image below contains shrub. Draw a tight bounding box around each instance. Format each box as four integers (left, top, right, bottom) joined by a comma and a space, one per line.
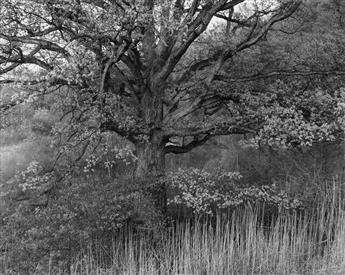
1, 171, 158, 274
167, 168, 302, 215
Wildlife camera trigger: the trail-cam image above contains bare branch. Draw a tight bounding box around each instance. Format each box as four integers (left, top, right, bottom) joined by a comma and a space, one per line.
165, 134, 211, 154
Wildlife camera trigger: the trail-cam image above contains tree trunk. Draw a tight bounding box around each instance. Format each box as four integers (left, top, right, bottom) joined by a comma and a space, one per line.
134, 131, 167, 215
134, 79, 167, 214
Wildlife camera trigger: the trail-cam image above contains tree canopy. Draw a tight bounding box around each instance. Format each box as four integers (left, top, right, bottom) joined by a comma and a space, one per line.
1, 0, 345, 210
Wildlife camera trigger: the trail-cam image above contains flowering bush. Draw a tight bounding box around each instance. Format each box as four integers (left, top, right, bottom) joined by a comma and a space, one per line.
16, 161, 54, 192
1, 165, 158, 274
167, 168, 302, 215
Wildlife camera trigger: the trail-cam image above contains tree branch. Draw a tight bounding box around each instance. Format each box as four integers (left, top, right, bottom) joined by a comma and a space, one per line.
214, 70, 345, 83
164, 116, 257, 139
0, 34, 70, 57
164, 116, 257, 154
164, 134, 211, 154
176, 0, 302, 85
0, 45, 53, 72
233, 1, 301, 57
158, 0, 245, 81
100, 120, 147, 143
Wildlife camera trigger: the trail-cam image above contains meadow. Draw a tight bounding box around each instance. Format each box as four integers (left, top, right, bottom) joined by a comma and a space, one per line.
23, 178, 344, 275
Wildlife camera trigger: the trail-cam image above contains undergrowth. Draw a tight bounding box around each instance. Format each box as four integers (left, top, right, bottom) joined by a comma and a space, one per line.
1, 178, 345, 275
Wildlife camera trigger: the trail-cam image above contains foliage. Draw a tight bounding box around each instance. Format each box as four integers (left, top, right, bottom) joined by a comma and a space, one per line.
34, 178, 345, 275
238, 83, 345, 148
0, 0, 344, 271
0, 108, 152, 274
2, 0, 338, 179
1, 1, 344, 217
167, 168, 302, 215
1, 172, 159, 274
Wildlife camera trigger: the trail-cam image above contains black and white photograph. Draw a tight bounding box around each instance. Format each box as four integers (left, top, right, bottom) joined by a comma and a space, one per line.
0, 0, 345, 274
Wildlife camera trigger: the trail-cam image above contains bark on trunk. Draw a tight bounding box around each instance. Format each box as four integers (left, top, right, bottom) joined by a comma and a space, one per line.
135, 133, 167, 215
134, 76, 167, 214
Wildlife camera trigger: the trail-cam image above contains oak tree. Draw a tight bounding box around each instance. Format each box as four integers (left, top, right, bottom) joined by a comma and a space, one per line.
1, 0, 344, 212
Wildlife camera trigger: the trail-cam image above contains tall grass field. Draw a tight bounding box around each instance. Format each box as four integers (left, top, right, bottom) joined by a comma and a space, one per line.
2, 179, 345, 274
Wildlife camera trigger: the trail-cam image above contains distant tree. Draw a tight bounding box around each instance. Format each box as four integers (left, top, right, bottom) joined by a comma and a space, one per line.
1, 0, 344, 212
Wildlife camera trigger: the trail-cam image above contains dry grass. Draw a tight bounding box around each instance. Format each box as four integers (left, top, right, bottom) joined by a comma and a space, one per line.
1, 178, 345, 274
67, 179, 345, 275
